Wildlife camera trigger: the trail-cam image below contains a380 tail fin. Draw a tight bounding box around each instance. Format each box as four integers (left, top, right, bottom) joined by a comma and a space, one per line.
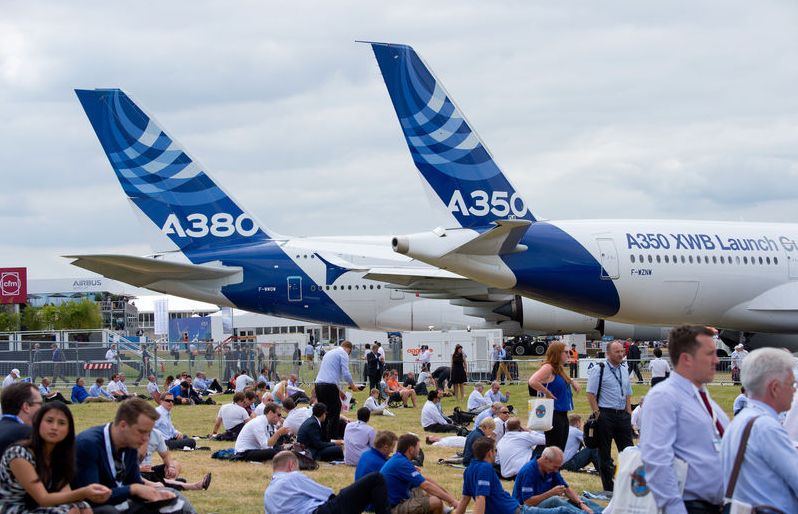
368, 42, 535, 229
75, 89, 272, 261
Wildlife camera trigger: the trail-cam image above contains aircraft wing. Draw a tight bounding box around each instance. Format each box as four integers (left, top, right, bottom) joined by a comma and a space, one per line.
364, 266, 519, 323
65, 254, 243, 288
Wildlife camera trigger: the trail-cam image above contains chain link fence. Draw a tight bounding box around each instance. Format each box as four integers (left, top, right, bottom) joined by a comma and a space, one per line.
0, 338, 744, 388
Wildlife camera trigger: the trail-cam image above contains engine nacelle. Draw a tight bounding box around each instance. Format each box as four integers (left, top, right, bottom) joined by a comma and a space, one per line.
601, 321, 670, 341
493, 296, 600, 335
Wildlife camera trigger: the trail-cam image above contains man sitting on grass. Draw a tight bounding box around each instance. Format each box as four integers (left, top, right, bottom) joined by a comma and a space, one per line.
381, 433, 460, 514
513, 446, 602, 513
235, 401, 290, 462
355, 430, 398, 479
297, 402, 344, 462
211, 392, 254, 441
343, 407, 375, 465
264, 450, 390, 514
421, 390, 466, 435
72, 377, 111, 403
153, 393, 197, 450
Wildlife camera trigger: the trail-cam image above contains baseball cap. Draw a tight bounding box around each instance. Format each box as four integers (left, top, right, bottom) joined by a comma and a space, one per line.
11, 368, 20, 375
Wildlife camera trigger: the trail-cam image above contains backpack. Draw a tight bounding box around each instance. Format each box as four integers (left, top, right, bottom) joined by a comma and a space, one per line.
583, 363, 604, 449
211, 448, 238, 460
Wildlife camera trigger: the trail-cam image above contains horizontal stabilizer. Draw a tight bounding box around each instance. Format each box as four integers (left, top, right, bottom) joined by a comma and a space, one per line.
65, 254, 242, 288
447, 219, 531, 256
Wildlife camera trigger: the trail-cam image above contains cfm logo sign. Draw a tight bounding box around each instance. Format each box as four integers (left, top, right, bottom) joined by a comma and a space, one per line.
161, 212, 259, 239
1, 272, 21, 296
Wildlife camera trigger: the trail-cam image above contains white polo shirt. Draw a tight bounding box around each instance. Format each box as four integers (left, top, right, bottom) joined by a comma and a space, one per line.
496, 430, 546, 478
218, 403, 251, 431
343, 421, 375, 465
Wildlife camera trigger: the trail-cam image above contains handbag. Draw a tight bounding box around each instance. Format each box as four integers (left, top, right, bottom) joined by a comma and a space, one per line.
583, 363, 604, 449
723, 417, 784, 514
528, 398, 554, 431
609, 446, 688, 514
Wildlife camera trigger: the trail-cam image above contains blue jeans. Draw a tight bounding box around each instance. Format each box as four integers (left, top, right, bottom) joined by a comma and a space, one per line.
537, 496, 604, 513
562, 447, 600, 472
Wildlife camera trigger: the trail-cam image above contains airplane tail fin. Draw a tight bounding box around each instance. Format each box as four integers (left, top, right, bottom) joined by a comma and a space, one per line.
75, 89, 273, 261
368, 42, 536, 229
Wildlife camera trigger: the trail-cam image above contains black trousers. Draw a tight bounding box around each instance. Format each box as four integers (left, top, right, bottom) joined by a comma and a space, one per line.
424, 422, 462, 434
651, 376, 667, 387
596, 408, 633, 491
544, 410, 569, 452
368, 372, 380, 393
314, 471, 390, 514
684, 500, 722, 514
628, 361, 643, 382
316, 382, 342, 441
165, 437, 196, 450
315, 445, 344, 462
237, 448, 279, 461
569, 363, 578, 378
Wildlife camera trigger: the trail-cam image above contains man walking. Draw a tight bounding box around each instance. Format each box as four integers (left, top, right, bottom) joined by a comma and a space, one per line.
314, 340, 362, 440
586, 340, 633, 492
640, 326, 729, 514
626, 340, 643, 384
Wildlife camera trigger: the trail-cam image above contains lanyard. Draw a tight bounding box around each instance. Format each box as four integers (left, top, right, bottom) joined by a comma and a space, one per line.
607, 364, 625, 394
103, 423, 123, 487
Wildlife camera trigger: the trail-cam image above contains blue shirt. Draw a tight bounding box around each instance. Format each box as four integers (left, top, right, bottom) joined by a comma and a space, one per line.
485, 389, 508, 403
169, 384, 184, 399
89, 384, 112, 399
639, 371, 729, 513
721, 399, 798, 512
315, 347, 353, 385
380, 452, 425, 506
512, 458, 567, 504
72, 385, 88, 403
587, 360, 632, 410
547, 374, 573, 412
462, 459, 519, 514
264, 470, 332, 514
473, 408, 494, 428
355, 447, 389, 481
153, 405, 177, 439
193, 377, 209, 392
462, 428, 484, 466
38, 384, 50, 395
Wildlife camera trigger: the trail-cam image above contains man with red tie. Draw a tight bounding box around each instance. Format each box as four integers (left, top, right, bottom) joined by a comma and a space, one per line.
640, 326, 729, 514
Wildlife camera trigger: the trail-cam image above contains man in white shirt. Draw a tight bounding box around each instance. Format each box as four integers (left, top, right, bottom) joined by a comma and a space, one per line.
282, 397, 313, 435
2, 368, 20, 388
343, 407, 375, 465
235, 369, 255, 392
105, 344, 117, 361
106, 373, 129, 400
466, 383, 491, 413
236, 402, 290, 461
364, 388, 395, 416
264, 451, 390, 514
561, 414, 600, 473
211, 392, 253, 440
421, 390, 465, 435
493, 405, 511, 442
145, 375, 161, 403
496, 417, 546, 478
648, 347, 672, 387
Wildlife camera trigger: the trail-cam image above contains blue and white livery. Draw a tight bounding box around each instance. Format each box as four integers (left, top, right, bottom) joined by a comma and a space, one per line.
372, 43, 798, 346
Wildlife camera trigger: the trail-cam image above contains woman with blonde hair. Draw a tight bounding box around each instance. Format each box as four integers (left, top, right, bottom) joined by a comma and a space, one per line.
528, 340, 580, 451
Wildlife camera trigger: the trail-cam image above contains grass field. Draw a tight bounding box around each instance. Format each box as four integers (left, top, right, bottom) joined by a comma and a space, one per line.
58, 379, 743, 514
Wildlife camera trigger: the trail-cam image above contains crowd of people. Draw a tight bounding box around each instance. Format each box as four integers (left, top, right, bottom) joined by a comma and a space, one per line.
3, 326, 798, 513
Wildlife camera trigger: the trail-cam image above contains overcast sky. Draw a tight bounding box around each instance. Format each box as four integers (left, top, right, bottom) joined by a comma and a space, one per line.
2, 1, 798, 279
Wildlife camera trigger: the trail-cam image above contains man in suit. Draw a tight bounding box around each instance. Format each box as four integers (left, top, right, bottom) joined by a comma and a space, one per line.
74, 398, 195, 513
297, 402, 344, 461
366, 344, 383, 393
0, 382, 42, 454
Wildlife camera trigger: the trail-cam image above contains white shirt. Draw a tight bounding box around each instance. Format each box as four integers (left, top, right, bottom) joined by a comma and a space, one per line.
107, 380, 121, 394
496, 430, 546, 478
2, 374, 17, 387
493, 417, 507, 442
105, 349, 117, 361
146, 382, 160, 395
419, 349, 431, 365
648, 358, 672, 378
343, 420, 375, 465
235, 374, 254, 392
235, 415, 279, 453
564, 426, 583, 463
153, 405, 177, 440
283, 407, 312, 435
421, 400, 449, 427
467, 390, 491, 411
218, 403, 251, 431
364, 396, 384, 412
631, 404, 643, 431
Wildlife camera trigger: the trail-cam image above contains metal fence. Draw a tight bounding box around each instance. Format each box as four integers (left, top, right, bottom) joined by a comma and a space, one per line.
0, 339, 745, 388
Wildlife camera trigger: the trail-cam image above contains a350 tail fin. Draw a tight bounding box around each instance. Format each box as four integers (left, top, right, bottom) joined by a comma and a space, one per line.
75, 89, 272, 261
368, 42, 536, 229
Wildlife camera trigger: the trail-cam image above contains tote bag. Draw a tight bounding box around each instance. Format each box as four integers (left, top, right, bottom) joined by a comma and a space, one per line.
527, 398, 554, 431
609, 446, 687, 514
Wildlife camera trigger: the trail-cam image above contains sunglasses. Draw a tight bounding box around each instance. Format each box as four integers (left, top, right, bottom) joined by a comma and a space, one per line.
163, 399, 175, 403
500, 411, 510, 414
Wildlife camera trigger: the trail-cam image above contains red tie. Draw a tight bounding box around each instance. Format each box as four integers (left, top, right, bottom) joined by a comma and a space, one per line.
699, 390, 724, 437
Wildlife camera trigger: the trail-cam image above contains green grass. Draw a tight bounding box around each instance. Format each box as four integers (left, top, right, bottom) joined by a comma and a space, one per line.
60, 380, 741, 514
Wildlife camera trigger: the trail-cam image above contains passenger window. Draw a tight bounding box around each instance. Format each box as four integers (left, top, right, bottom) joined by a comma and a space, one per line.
704, 256, 709, 263
647, 255, 653, 263
712, 256, 717, 264
775, 257, 779, 265
766, 256, 771, 265
680, 255, 686, 263
743, 256, 748, 264
631, 255, 636, 263
664, 255, 669, 263
688, 256, 693, 264
656, 255, 661, 263
736, 256, 741, 264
